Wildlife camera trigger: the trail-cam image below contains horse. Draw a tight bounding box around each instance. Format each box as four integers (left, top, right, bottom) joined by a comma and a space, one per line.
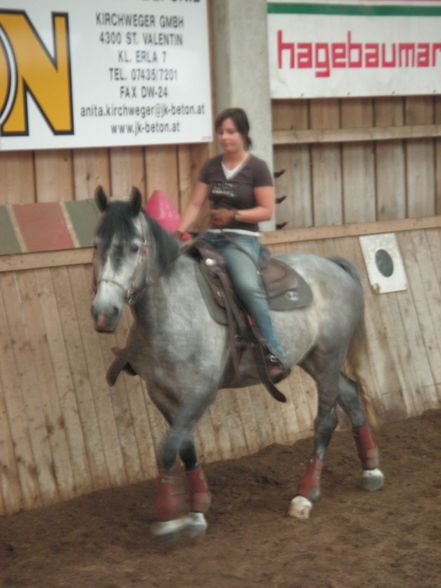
90, 186, 384, 540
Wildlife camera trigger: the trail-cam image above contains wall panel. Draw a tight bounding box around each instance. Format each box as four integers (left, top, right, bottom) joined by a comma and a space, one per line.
310, 99, 343, 226
435, 97, 441, 214
72, 149, 111, 199
405, 97, 435, 218
0, 152, 35, 204
145, 146, 179, 210
273, 95, 440, 225
341, 98, 376, 223
0, 143, 210, 213
272, 100, 313, 229
34, 150, 75, 202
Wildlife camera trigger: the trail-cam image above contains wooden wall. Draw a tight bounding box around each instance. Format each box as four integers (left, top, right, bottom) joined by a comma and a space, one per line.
0, 143, 211, 213
0, 140, 210, 515
1, 93, 441, 515
1, 221, 441, 515
272, 96, 441, 228
1, 94, 440, 226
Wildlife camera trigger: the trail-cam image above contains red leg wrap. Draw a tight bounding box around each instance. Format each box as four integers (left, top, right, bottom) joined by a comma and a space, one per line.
297, 456, 323, 502
155, 472, 187, 522
186, 466, 211, 513
353, 425, 379, 470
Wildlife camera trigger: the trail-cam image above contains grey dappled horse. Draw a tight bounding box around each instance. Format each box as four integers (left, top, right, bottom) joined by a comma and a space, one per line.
91, 187, 384, 540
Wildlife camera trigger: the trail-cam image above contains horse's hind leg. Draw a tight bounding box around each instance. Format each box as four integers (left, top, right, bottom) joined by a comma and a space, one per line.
289, 356, 340, 520
337, 374, 384, 491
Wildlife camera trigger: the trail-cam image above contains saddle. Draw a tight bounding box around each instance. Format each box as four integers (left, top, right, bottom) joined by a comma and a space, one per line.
196, 242, 312, 323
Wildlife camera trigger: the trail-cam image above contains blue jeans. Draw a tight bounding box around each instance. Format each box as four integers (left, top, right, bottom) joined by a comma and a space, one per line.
201, 232, 288, 367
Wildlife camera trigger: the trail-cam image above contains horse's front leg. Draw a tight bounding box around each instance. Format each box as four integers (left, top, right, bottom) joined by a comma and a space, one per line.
178, 433, 211, 512
153, 435, 211, 541
151, 389, 214, 541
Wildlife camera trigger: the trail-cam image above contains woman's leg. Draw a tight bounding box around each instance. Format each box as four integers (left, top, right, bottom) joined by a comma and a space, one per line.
219, 235, 289, 368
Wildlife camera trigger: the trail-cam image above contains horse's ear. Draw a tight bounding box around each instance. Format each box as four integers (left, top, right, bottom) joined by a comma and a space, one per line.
95, 186, 108, 212
129, 187, 142, 216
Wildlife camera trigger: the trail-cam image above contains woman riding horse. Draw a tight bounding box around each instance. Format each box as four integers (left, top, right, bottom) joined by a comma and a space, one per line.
176, 107, 290, 382
91, 186, 384, 541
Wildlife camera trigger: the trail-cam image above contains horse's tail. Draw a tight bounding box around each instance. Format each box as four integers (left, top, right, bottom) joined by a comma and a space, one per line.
327, 255, 362, 286
346, 316, 378, 429
328, 256, 378, 429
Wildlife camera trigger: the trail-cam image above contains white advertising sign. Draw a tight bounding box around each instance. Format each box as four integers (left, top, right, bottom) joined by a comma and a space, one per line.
0, 0, 212, 150
268, 0, 441, 98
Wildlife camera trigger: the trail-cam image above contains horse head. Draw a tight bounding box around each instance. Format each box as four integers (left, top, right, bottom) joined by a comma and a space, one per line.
91, 186, 181, 332
91, 186, 151, 332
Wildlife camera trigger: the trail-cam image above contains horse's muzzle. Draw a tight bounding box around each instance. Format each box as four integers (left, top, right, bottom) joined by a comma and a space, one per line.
95, 313, 113, 332
91, 305, 120, 333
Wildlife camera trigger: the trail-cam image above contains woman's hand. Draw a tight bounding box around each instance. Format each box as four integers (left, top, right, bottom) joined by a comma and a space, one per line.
211, 208, 236, 227
174, 230, 192, 242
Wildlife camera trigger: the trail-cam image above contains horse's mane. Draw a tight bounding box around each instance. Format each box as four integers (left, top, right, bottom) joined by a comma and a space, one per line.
145, 213, 181, 272
96, 198, 180, 273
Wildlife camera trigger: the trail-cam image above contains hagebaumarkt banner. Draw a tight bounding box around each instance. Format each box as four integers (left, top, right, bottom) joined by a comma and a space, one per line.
268, 1, 441, 98
0, 0, 212, 151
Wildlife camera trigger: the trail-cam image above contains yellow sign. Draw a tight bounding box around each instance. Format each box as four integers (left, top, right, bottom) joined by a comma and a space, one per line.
0, 10, 73, 135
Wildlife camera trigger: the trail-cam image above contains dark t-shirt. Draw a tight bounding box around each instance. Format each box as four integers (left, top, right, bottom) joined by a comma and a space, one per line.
198, 154, 273, 233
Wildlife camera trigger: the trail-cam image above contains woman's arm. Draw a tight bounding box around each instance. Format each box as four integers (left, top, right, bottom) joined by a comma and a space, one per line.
236, 185, 274, 223
211, 185, 275, 227
178, 181, 209, 232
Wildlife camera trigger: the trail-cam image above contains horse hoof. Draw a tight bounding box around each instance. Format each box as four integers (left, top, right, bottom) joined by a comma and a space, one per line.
151, 516, 189, 548
151, 513, 208, 548
184, 512, 208, 539
288, 495, 313, 520
361, 468, 385, 491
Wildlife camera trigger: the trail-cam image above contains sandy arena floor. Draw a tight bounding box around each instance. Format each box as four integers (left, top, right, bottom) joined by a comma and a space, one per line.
1, 409, 441, 588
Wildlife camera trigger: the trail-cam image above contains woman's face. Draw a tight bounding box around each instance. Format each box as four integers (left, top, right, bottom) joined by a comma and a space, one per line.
216, 117, 245, 154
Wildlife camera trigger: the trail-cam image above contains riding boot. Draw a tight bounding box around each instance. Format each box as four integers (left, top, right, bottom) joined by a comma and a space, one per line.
265, 353, 291, 383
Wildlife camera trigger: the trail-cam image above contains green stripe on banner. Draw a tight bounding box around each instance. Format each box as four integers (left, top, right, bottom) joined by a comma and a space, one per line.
267, 3, 441, 16
64, 199, 100, 247
0, 206, 22, 255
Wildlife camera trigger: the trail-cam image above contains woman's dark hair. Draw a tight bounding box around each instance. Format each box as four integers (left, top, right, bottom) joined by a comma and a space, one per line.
215, 107, 252, 149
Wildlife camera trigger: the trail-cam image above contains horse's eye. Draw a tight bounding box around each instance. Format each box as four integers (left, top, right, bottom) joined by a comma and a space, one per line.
130, 243, 139, 253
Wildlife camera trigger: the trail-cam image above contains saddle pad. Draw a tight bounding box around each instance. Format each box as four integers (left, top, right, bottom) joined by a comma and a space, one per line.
261, 257, 313, 311
195, 255, 313, 326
